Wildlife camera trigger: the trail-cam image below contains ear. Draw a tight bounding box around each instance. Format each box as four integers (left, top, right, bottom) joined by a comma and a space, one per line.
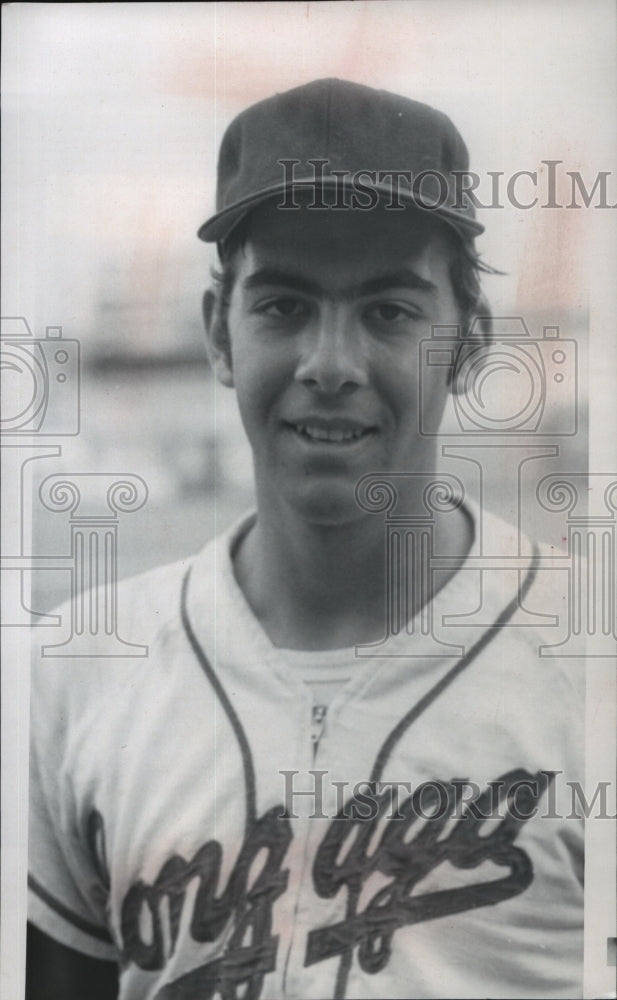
202, 289, 234, 387
448, 299, 493, 394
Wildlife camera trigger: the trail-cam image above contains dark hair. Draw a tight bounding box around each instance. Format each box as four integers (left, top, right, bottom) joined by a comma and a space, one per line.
210, 212, 500, 338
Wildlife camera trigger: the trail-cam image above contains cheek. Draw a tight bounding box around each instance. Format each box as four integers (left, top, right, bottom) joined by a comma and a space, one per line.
371, 346, 425, 408
230, 337, 292, 434
372, 344, 451, 432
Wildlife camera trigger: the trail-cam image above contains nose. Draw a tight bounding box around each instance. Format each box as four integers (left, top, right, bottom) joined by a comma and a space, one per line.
294, 305, 368, 394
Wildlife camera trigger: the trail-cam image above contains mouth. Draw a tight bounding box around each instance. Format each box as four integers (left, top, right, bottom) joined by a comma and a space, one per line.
284, 419, 378, 445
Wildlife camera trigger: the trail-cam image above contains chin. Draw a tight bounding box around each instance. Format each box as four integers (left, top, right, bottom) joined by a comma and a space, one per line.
288, 482, 366, 527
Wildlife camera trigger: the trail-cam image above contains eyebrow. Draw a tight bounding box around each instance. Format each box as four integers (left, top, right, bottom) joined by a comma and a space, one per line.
242, 267, 437, 297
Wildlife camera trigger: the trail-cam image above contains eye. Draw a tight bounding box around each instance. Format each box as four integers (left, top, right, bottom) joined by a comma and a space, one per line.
258, 297, 309, 318
364, 301, 421, 324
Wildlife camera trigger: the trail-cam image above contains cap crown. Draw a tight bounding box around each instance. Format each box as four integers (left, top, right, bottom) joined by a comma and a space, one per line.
198, 78, 483, 243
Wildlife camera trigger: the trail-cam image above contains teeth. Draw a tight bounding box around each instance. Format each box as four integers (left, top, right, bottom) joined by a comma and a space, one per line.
294, 423, 366, 442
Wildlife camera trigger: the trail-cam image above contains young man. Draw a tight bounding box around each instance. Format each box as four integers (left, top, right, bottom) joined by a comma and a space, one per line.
27, 79, 583, 999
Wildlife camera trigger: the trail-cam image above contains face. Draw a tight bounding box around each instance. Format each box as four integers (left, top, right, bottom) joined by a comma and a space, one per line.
208, 202, 461, 525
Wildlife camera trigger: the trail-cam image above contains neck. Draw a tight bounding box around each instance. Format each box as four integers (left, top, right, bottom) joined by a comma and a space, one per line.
233, 486, 473, 651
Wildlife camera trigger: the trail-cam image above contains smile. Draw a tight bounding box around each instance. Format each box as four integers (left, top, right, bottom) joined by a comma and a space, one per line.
286, 421, 377, 444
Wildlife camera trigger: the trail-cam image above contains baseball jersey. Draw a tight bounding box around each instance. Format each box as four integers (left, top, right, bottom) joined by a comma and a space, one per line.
28, 504, 584, 999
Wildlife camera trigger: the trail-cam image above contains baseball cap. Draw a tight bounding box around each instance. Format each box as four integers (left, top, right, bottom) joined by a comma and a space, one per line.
198, 77, 484, 245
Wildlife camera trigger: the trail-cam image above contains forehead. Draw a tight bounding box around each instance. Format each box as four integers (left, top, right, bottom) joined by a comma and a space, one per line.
231, 200, 456, 292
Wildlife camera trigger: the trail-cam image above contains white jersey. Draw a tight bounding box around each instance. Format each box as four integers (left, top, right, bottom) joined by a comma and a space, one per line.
28, 506, 584, 999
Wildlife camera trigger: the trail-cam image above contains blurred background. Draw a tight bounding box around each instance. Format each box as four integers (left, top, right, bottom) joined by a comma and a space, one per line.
2, 0, 615, 613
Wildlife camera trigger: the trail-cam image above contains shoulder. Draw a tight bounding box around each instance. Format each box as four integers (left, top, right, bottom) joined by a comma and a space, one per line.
457, 501, 586, 702
28, 530, 221, 713
29, 511, 256, 711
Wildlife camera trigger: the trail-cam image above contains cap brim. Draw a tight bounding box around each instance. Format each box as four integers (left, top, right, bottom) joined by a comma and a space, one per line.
198, 179, 484, 243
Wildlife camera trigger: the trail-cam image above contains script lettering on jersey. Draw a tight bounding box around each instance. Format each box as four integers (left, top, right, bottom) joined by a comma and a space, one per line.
305, 769, 552, 973
119, 805, 291, 1000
